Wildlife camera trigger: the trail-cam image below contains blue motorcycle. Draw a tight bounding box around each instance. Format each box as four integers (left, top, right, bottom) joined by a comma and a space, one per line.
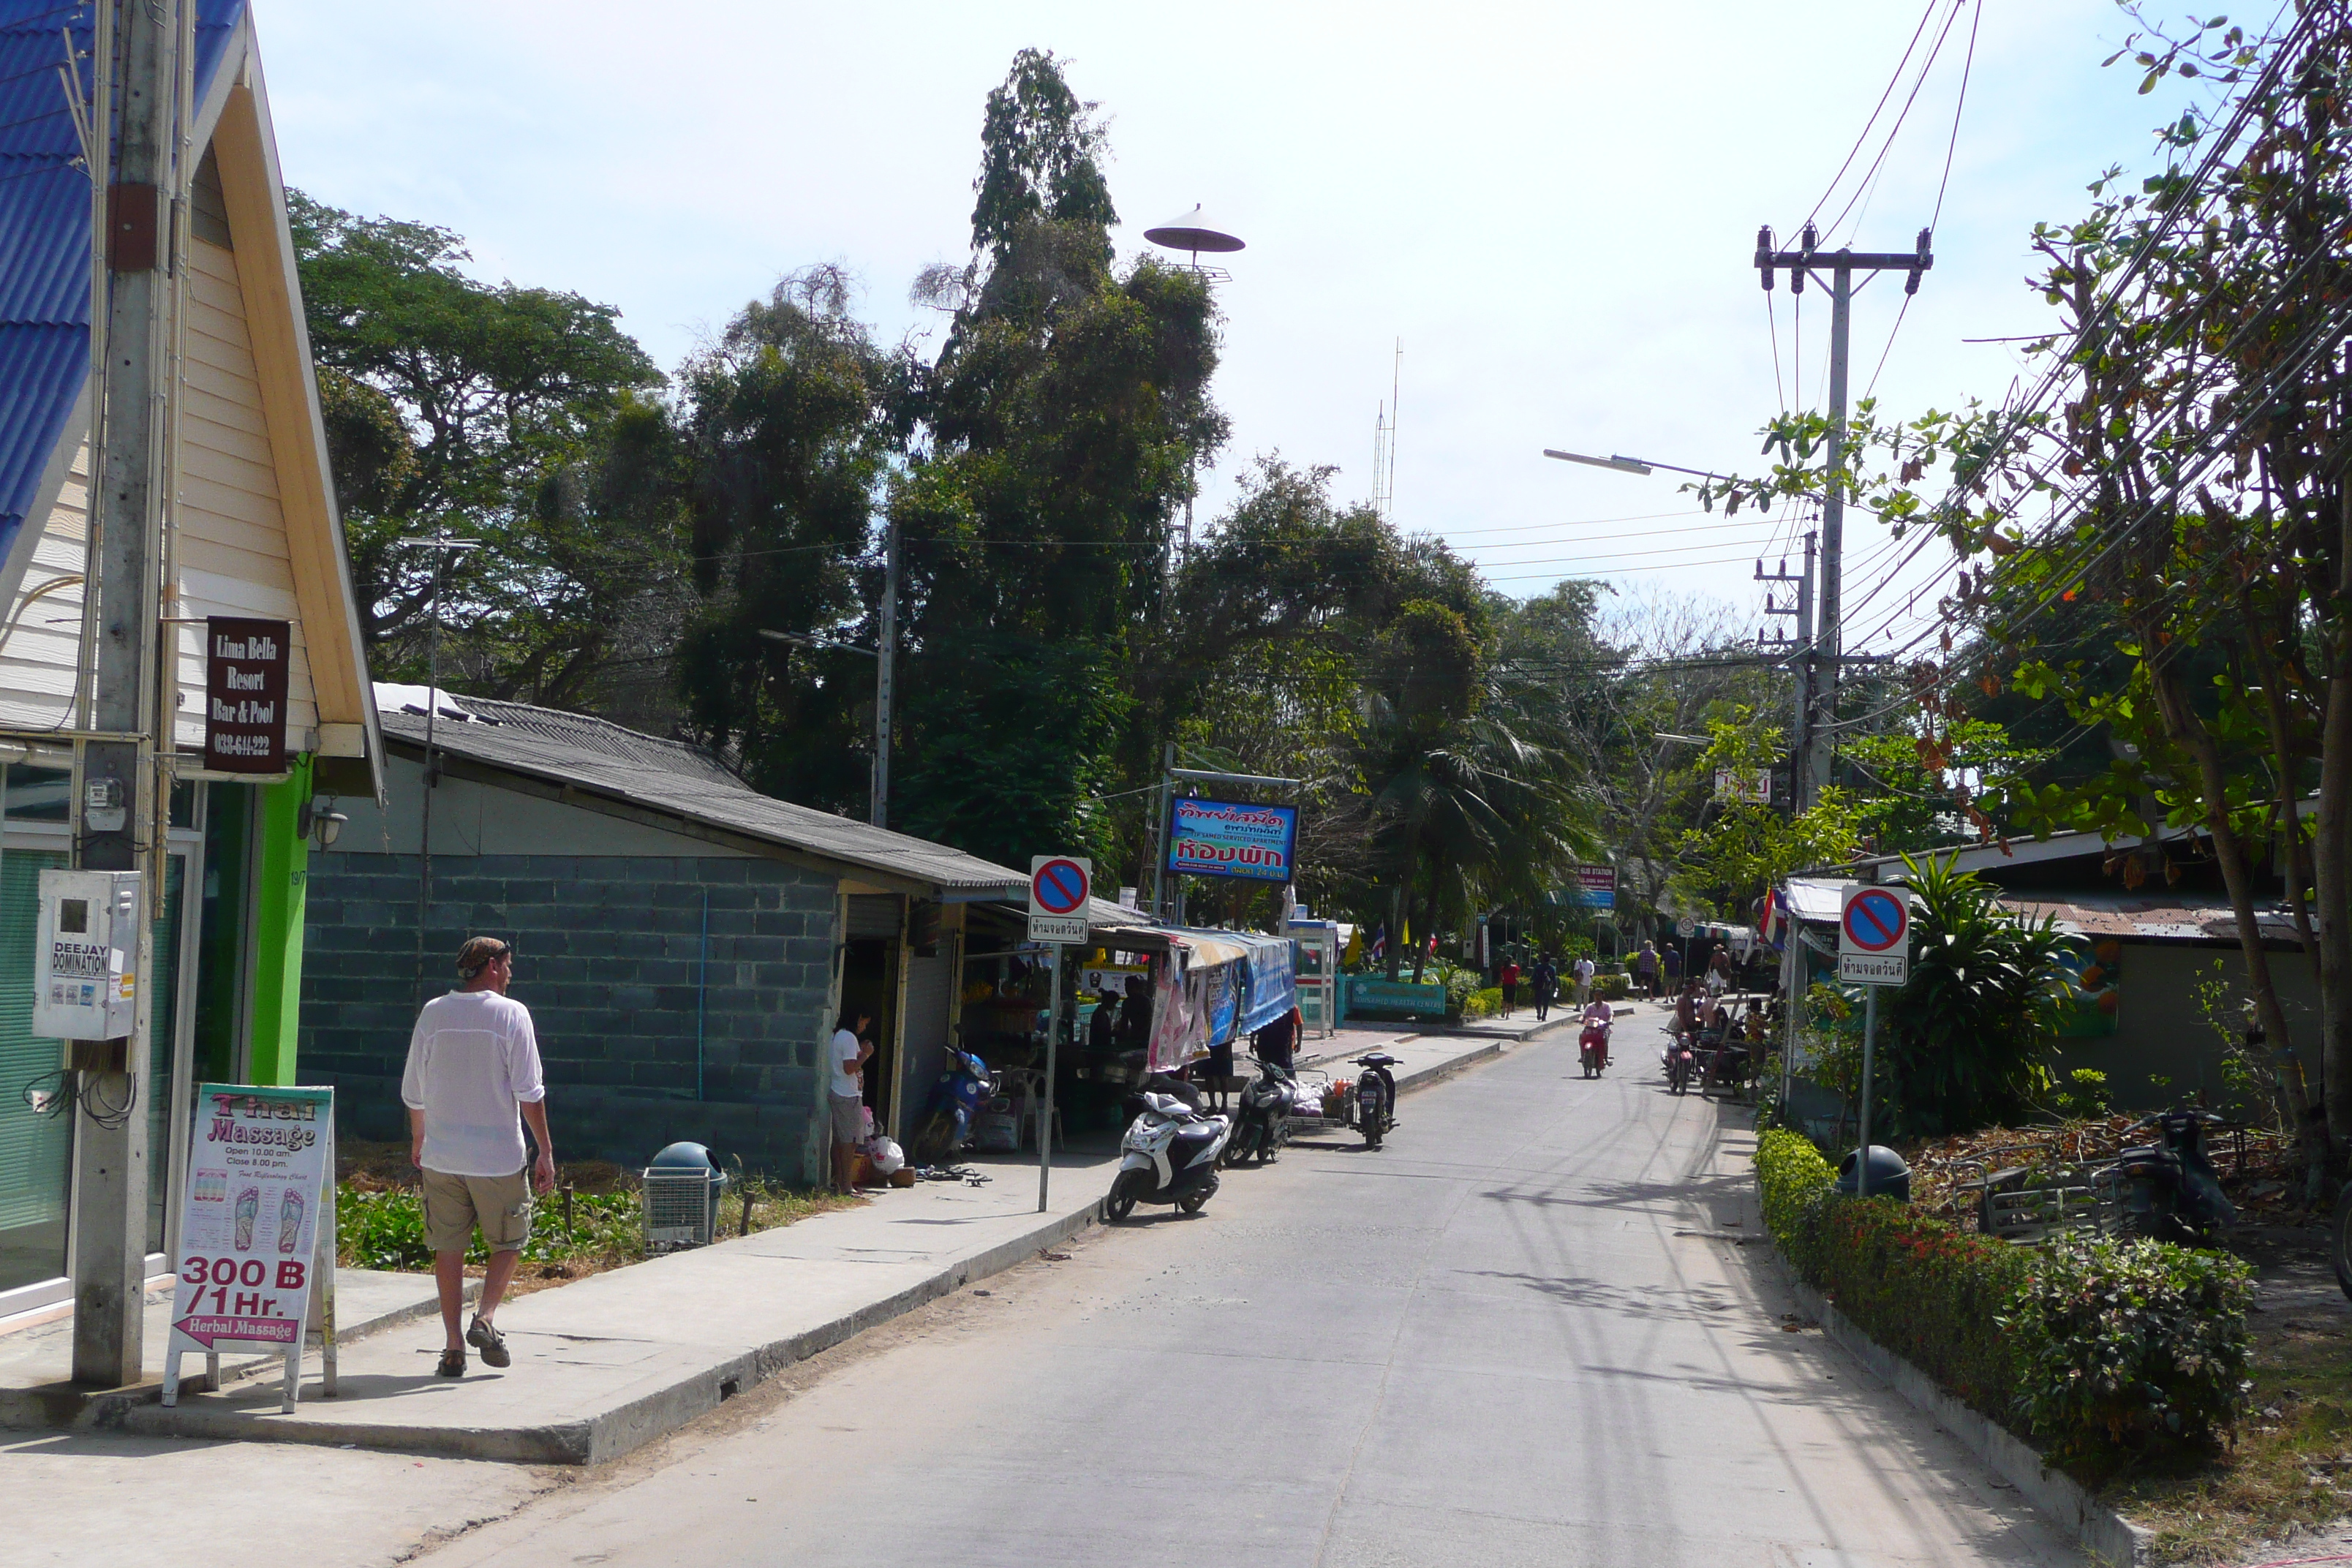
911, 1049, 997, 1165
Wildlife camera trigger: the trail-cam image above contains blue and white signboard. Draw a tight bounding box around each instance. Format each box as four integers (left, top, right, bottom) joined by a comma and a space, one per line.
1166, 799, 1298, 883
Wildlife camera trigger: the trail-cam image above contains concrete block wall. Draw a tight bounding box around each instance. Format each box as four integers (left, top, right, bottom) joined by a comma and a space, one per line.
299, 851, 840, 1183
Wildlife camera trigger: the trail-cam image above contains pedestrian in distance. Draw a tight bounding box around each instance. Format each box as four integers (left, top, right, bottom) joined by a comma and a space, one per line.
1706, 944, 1732, 1000
1572, 952, 1597, 1009
829, 1011, 875, 1191
402, 936, 554, 1379
1635, 940, 1656, 999
1499, 956, 1520, 1018
1529, 952, 1558, 1022
1662, 943, 1683, 994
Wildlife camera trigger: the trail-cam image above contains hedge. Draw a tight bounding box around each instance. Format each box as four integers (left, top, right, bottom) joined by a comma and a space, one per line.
1754, 1128, 2253, 1460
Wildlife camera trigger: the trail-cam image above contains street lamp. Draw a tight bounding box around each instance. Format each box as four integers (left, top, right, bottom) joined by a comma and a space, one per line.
1145, 207, 1245, 560
1542, 448, 1654, 477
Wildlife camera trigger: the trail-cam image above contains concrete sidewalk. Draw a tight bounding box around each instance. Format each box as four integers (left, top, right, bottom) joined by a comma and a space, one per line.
0, 1025, 1539, 1468
0, 1265, 474, 1429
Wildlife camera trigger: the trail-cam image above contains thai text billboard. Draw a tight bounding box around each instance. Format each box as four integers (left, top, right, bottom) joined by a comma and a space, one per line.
1166, 799, 1298, 883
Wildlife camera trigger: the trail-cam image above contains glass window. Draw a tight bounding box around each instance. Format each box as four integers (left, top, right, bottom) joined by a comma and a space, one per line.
0, 764, 70, 823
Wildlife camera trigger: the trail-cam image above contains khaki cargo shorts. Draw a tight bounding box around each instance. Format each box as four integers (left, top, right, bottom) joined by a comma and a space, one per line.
421, 1166, 532, 1254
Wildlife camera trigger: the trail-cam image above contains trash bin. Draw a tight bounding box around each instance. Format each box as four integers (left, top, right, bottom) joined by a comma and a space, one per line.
1836, 1144, 1911, 1202
641, 1141, 728, 1251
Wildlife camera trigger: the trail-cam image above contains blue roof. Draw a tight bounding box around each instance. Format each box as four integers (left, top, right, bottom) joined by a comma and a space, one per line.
0, 0, 244, 565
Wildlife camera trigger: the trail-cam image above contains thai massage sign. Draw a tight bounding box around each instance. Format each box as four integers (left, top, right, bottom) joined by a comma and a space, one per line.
1166, 798, 1298, 883
204, 616, 290, 772
162, 1084, 339, 1411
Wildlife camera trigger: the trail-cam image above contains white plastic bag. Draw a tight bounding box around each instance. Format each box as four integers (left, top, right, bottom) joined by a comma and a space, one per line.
868, 1137, 905, 1175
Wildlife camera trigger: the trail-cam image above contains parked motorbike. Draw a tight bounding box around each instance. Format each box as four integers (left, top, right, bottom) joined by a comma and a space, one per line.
908, 1047, 997, 1165
1578, 1017, 1611, 1077
2097, 1106, 2236, 1243
1106, 1092, 1231, 1221
1354, 1052, 1399, 1149
1221, 1057, 1303, 1166
1663, 1031, 1697, 1096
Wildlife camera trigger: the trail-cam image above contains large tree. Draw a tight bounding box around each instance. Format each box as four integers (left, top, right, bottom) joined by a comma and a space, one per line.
290, 193, 671, 706
671, 268, 906, 810
886, 50, 1222, 867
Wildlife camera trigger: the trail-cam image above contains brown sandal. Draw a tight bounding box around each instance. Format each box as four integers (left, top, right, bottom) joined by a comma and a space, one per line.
436, 1346, 466, 1378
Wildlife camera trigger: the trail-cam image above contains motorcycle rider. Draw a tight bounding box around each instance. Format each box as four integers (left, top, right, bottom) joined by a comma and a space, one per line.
1672, 980, 1702, 1044
1579, 994, 1613, 1066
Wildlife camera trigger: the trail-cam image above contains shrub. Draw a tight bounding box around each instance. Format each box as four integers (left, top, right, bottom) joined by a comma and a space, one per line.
1593, 973, 1630, 1001
335, 1184, 644, 1272
2002, 1233, 2255, 1463
1752, 1129, 2251, 1461
1759, 1129, 2026, 1413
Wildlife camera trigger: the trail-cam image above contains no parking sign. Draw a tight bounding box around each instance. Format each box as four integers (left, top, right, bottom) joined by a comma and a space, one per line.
1838, 885, 1911, 986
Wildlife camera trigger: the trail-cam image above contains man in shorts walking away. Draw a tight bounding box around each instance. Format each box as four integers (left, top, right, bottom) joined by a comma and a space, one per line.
403, 937, 554, 1379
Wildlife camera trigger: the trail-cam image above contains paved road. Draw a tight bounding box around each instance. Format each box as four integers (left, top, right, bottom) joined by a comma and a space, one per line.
432, 1011, 2078, 1567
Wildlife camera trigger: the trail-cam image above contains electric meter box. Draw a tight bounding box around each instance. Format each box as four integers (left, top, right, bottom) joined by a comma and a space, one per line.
32, 869, 140, 1041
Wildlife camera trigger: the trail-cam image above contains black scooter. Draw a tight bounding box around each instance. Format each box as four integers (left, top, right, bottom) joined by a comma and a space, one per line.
1354, 1052, 1398, 1149
2100, 1107, 2236, 1243
1221, 1056, 1302, 1166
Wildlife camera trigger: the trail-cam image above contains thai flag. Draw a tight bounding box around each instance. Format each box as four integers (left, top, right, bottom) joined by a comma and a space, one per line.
1368, 924, 1386, 960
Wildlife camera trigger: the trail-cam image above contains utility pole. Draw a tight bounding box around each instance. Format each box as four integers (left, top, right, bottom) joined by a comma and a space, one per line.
872, 520, 897, 830
1755, 224, 1931, 801
1754, 532, 1815, 813
75, 0, 180, 1387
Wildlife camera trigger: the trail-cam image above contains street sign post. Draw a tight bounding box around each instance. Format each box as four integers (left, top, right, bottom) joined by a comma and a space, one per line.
1028, 856, 1091, 1213
1028, 856, 1091, 946
1837, 884, 1912, 1195
1714, 767, 1771, 804
1837, 885, 1910, 986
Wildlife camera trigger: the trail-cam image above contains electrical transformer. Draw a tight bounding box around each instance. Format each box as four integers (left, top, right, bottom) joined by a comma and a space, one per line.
33, 869, 142, 1041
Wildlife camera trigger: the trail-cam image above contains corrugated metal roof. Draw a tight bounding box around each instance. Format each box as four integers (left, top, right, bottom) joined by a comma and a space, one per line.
372, 684, 1029, 898
0, 0, 244, 559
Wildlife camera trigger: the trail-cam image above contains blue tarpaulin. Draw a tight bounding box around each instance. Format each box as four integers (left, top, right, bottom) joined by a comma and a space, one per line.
1166, 928, 1296, 1044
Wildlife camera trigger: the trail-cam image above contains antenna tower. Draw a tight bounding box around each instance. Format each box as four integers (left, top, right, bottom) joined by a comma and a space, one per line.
1371, 339, 1401, 521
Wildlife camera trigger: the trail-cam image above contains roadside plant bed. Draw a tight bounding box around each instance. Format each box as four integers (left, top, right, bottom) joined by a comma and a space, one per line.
1755, 1129, 2255, 1469
333, 1144, 863, 1288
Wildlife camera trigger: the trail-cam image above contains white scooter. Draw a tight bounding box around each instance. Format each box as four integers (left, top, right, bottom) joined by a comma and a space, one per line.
1105, 1092, 1230, 1221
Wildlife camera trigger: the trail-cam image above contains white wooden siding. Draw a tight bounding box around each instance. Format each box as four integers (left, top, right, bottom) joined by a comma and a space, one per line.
170, 237, 317, 748
0, 235, 322, 747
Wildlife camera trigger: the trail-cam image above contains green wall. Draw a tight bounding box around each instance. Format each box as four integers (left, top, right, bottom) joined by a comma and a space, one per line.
244, 755, 312, 1086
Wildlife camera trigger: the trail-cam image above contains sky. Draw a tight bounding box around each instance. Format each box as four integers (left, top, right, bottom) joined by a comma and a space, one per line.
255, 0, 2218, 657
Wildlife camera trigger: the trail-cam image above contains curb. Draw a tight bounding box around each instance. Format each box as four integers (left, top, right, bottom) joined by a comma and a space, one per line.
99, 1203, 1102, 1465
0, 1278, 481, 1431
1766, 1246, 2152, 1567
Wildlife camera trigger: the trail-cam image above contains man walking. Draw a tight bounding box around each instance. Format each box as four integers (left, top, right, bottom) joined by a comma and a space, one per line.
1529, 952, 1558, 1022
1572, 952, 1597, 1009
403, 937, 554, 1379
1635, 940, 1657, 1000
